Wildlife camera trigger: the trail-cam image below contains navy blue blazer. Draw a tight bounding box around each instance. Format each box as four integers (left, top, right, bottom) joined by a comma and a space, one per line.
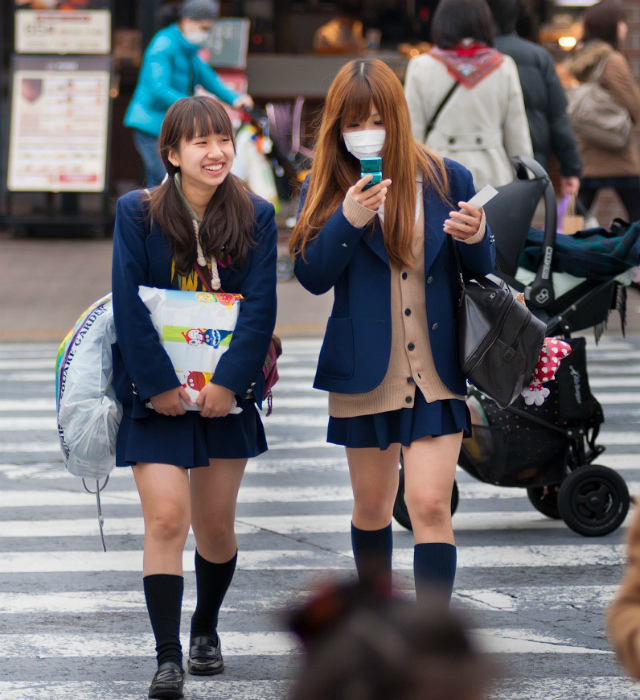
294, 159, 496, 397
111, 188, 277, 419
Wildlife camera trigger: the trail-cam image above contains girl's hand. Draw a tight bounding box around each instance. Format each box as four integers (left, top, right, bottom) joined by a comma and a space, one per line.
197, 382, 235, 418
444, 201, 482, 241
347, 175, 392, 213
149, 386, 192, 416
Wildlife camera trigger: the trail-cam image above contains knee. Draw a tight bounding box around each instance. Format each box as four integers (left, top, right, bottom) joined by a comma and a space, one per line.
353, 488, 395, 525
405, 492, 451, 530
145, 504, 190, 544
191, 513, 235, 548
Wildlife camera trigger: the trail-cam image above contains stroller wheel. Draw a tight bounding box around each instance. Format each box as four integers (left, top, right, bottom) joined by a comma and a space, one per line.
526, 485, 562, 520
392, 465, 459, 531
558, 465, 630, 537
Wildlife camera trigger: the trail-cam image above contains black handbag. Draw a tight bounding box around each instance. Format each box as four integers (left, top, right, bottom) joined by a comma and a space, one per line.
453, 244, 547, 409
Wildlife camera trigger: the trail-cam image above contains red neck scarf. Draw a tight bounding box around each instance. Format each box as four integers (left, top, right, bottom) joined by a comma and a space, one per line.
429, 45, 504, 88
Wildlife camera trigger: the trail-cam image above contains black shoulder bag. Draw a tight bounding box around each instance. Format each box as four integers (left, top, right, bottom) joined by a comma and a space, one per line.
452, 242, 547, 409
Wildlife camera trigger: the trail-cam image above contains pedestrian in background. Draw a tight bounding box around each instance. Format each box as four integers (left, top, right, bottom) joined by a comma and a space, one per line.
124, 0, 254, 187
288, 579, 491, 700
404, 0, 533, 190
112, 96, 277, 699
487, 0, 582, 196
565, 1, 640, 223
291, 58, 495, 603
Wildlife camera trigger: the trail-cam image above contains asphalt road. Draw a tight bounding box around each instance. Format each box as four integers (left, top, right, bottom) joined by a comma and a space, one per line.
0, 335, 639, 699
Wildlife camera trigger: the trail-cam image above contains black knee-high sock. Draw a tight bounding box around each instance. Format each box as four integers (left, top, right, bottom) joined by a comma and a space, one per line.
413, 543, 457, 603
351, 522, 393, 582
143, 574, 184, 668
190, 550, 237, 640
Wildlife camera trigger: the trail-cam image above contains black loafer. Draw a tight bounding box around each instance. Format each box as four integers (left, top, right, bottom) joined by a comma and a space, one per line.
188, 634, 224, 676
148, 661, 184, 699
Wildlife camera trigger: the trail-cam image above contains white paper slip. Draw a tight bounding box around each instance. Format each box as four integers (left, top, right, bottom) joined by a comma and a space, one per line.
466, 184, 499, 209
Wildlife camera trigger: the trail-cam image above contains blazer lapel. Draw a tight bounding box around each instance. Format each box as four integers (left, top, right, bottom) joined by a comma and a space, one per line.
363, 217, 389, 265
423, 186, 447, 273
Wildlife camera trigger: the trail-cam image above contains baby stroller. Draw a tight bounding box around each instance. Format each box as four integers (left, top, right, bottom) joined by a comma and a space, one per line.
393, 155, 631, 537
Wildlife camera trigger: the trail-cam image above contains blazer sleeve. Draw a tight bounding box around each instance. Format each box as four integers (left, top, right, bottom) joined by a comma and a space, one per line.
193, 59, 241, 106
607, 505, 640, 679
111, 194, 180, 403
293, 178, 371, 295
404, 56, 429, 142
454, 169, 496, 277
210, 202, 278, 398
502, 57, 534, 160
601, 52, 640, 124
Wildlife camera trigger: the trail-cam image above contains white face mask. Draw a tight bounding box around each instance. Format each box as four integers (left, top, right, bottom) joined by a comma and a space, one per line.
184, 29, 211, 47
342, 129, 386, 160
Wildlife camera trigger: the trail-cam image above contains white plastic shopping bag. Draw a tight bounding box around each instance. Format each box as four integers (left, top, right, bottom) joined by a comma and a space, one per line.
138, 286, 243, 411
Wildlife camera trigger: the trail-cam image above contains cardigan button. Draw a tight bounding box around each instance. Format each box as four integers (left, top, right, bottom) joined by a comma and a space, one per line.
431, 323, 438, 331
404, 308, 411, 316
402, 272, 408, 280
407, 376, 415, 384
426, 276, 433, 284
405, 396, 413, 404
407, 342, 415, 351
448, 137, 455, 144
341, 243, 348, 248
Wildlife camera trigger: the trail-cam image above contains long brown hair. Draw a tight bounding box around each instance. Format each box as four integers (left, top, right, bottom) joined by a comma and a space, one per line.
290, 59, 449, 268
148, 96, 254, 273
582, 1, 627, 51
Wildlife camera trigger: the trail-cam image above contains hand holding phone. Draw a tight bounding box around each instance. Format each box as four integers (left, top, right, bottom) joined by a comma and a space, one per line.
360, 157, 382, 191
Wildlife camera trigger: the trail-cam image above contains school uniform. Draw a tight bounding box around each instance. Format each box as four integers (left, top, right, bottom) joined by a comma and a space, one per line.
294, 159, 496, 448
111, 187, 278, 468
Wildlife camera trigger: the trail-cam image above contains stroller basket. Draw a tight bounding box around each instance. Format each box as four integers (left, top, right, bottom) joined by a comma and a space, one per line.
460, 337, 603, 488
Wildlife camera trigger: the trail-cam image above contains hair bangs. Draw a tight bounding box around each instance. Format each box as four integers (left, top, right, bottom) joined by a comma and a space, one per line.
185, 100, 234, 142
339, 74, 375, 127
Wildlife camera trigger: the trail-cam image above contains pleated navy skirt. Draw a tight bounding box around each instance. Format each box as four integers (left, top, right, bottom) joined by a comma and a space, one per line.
327, 392, 470, 450
116, 400, 267, 468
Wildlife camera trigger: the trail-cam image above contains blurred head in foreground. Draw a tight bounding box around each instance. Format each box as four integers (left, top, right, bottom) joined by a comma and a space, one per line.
288, 579, 491, 700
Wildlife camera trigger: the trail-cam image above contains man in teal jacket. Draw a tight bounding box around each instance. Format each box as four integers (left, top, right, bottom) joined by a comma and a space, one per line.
125, 0, 253, 186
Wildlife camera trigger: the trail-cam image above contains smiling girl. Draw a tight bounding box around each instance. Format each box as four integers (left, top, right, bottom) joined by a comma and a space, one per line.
112, 96, 277, 700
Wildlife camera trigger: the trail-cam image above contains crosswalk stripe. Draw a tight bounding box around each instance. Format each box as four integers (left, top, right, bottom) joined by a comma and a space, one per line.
0, 545, 625, 574
0, 510, 634, 539
0, 585, 618, 616
0, 629, 612, 657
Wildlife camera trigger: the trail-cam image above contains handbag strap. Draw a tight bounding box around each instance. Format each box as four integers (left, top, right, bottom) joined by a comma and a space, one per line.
591, 54, 610, 84
425, 80, 461, 140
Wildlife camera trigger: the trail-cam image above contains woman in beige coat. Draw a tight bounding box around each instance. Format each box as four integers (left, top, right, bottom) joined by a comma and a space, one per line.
404, 0, 532, 191
565, 2, 640, 223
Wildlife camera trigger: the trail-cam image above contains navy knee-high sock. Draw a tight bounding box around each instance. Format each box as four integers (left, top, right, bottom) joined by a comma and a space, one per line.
351, 522, 393, 582
190, 550, 237, 640
143, 574, 184, 668
413, 543, 457, 603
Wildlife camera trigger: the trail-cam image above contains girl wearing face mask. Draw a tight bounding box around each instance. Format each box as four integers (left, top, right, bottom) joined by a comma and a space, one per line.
290, 58, 495, 604
125, 0, 254, 188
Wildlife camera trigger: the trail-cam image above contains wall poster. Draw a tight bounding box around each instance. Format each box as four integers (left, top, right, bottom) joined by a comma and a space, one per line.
14, 1, 111, 54
8, 55, 111, 193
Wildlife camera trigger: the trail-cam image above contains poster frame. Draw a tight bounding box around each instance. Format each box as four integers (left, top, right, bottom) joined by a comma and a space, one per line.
4, 52, 114, 234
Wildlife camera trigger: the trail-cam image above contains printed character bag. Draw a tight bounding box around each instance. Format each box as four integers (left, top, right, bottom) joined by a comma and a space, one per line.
192, 263, 281, 413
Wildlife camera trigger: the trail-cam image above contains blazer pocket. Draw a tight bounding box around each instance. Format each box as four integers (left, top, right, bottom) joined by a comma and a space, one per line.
317, 317, 355, 380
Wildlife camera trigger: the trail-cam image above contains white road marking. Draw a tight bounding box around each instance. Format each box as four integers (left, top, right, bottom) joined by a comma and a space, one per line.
0, 544, 624, 574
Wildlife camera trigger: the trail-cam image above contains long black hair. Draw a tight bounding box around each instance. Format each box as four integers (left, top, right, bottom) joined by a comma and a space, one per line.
148, 96, 255, 274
